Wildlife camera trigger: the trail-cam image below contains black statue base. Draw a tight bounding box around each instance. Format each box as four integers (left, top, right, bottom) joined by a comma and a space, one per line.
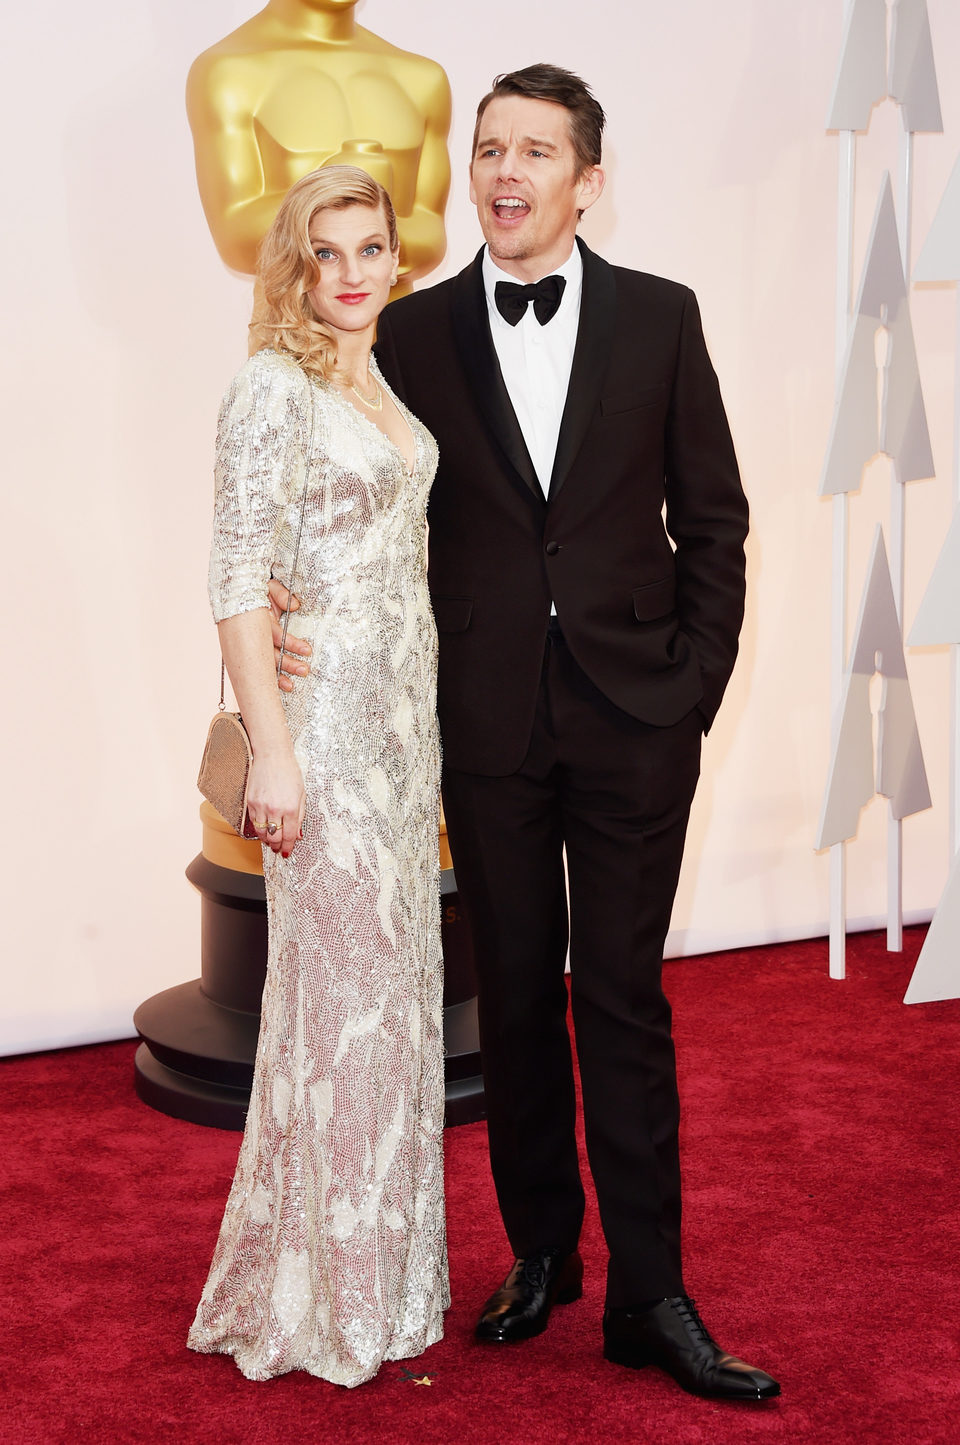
134, 855, 484, 1130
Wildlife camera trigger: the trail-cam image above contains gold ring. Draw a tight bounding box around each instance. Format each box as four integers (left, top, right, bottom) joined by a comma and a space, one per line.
266, 822, 280, 835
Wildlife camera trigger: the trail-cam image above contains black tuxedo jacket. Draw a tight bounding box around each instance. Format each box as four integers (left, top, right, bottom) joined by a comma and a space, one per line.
375, 239, 748, 776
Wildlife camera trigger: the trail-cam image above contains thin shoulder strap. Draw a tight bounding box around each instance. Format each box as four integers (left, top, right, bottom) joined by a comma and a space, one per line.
276, 381, 318, 673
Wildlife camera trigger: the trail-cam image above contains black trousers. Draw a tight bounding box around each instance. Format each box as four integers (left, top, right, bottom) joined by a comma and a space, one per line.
441, 623, 703, 1306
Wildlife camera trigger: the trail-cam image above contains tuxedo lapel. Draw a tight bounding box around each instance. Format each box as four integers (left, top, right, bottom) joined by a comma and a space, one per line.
452, 250, 543, 501
548, 239, 617, 502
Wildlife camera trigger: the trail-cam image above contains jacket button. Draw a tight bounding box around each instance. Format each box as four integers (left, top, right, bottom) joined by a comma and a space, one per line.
544, 541, 560, 556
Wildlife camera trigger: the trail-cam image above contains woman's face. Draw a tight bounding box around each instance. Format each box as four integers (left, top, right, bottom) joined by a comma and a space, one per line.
306, 203, 398, 337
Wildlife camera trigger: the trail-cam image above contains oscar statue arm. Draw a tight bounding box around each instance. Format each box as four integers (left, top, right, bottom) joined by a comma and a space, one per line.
395, 63, 452, 285
186, 54, 285, 275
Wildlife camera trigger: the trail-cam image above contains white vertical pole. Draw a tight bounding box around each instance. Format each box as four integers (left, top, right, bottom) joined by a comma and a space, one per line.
887, 122, 914, 952
888, 451, 905, 952
952, 640, 959, 858
829, 499, 848, 979
896, 124, 913, 272
835, 130, 856, 363
830, 129, 856, 980
952, 299, 960, 860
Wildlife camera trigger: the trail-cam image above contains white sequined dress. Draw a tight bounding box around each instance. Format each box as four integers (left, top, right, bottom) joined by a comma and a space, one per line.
187, 349, 448, 1386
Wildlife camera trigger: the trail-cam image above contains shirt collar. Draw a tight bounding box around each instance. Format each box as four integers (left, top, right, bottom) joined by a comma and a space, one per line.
482, 242, 583, 326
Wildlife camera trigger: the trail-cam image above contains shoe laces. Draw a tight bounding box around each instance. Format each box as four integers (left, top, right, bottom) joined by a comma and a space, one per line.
518, 1255, 551, 1290
671, 1296, 714, 1346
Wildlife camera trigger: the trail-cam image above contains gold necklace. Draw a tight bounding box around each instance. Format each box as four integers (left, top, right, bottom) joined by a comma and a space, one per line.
347, 378, 382, 411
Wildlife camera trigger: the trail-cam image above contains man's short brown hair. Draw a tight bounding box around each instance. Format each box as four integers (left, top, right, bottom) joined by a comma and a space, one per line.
471, 63, 606, 177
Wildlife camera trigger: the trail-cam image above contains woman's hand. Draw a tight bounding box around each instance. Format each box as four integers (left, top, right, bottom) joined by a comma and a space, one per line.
216, 608, 306, 853
268, 578, 312, 693
246, 748, 306, 858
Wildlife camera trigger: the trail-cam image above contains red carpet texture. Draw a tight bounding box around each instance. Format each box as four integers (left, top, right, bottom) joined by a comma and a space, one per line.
2, 928, 957, 1444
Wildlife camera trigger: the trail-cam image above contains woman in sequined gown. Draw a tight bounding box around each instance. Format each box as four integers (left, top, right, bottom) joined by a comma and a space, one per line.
187, 168, 448, 1387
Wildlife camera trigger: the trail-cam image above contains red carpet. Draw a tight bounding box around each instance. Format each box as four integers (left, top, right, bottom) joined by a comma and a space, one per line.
2, 928, 958, 1444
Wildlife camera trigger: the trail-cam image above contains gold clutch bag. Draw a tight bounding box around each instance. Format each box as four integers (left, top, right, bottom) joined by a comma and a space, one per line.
197, 707, 257, 838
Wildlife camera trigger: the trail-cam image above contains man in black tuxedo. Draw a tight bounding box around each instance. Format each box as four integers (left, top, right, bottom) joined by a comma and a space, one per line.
276, 64, 777, 1401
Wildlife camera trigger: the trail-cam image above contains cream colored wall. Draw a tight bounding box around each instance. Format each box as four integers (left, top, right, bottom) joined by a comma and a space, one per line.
2, 1, 958, 1053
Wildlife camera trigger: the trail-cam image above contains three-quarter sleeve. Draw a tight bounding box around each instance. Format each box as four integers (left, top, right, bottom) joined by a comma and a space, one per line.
208, 352, 308, 624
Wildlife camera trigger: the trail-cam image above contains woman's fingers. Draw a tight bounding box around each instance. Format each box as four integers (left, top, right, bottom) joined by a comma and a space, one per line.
269, 608, 312, 684
267, 578, 298, 616
277, 646, 311, 680
274, 798, 308, 857
247, 757, 305, 857
280, 811, 300, 858
247, 804, 306, 857
248, 812, 278, 846
247, 811, 289, 854
267, 581, 311, 678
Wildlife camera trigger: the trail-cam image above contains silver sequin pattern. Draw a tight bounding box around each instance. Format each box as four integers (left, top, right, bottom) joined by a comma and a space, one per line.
188, 349, 448, 1386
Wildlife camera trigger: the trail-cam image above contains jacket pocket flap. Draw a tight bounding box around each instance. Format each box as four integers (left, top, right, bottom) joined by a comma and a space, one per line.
602, 382, 668, 416
433, 596, 474, 633
632, 577, 676, 621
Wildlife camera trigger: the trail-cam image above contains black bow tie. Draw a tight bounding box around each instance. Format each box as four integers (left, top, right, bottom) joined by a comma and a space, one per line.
494, 274, 566, 326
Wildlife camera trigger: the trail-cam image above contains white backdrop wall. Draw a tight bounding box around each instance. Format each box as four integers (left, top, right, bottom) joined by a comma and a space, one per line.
2, 1, 958, 1054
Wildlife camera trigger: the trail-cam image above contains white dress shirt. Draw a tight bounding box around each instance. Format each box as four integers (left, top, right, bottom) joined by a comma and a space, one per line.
482, 243, 583, 499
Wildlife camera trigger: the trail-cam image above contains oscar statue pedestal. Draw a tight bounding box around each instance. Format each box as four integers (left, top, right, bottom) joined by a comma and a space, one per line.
134, 803, 484, 1130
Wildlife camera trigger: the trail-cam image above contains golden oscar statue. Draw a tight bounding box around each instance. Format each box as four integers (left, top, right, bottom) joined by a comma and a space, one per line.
186, 0, 451, 294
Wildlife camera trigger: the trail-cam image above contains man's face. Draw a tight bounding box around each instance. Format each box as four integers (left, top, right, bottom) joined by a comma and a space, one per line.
469, 94, 603, 281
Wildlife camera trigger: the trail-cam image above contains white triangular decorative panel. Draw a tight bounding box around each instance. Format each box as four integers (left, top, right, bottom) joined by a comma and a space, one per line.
820, 176, 934, 494
848, 528, 910, 678
889, 0, 943, 134
904, 851, 960, 1003
819, 324, 882, 495
858, 176, 910, 316
877, 677, 931, 819
816, 673, 876, 848
826, 0, 942, 134
908, 509, 960, 645
914, 151, 960, 282
826, 0, 887, 130
817, 528, 932, 848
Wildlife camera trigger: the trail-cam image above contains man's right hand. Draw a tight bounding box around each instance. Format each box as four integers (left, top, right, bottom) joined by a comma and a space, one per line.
267, 578, 311, 693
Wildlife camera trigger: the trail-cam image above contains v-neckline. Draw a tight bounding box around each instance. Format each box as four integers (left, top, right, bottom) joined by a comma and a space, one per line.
326, 373, 418, 478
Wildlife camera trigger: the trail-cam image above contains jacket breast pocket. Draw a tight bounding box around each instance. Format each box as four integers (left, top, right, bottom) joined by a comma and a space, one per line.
601, 382, 668, 417
432, 596, 474, 633
632, 576, 676, 622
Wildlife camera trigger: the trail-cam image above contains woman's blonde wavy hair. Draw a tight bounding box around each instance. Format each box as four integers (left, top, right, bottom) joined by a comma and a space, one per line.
249, 165, 399, 381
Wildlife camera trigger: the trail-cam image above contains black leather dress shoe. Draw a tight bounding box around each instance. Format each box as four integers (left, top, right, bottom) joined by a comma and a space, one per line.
603, 1297, 780, 1401
475, 1249, 584, 1342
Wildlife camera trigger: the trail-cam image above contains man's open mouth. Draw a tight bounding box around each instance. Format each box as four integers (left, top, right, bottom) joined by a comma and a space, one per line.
492, 197, 530, 220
